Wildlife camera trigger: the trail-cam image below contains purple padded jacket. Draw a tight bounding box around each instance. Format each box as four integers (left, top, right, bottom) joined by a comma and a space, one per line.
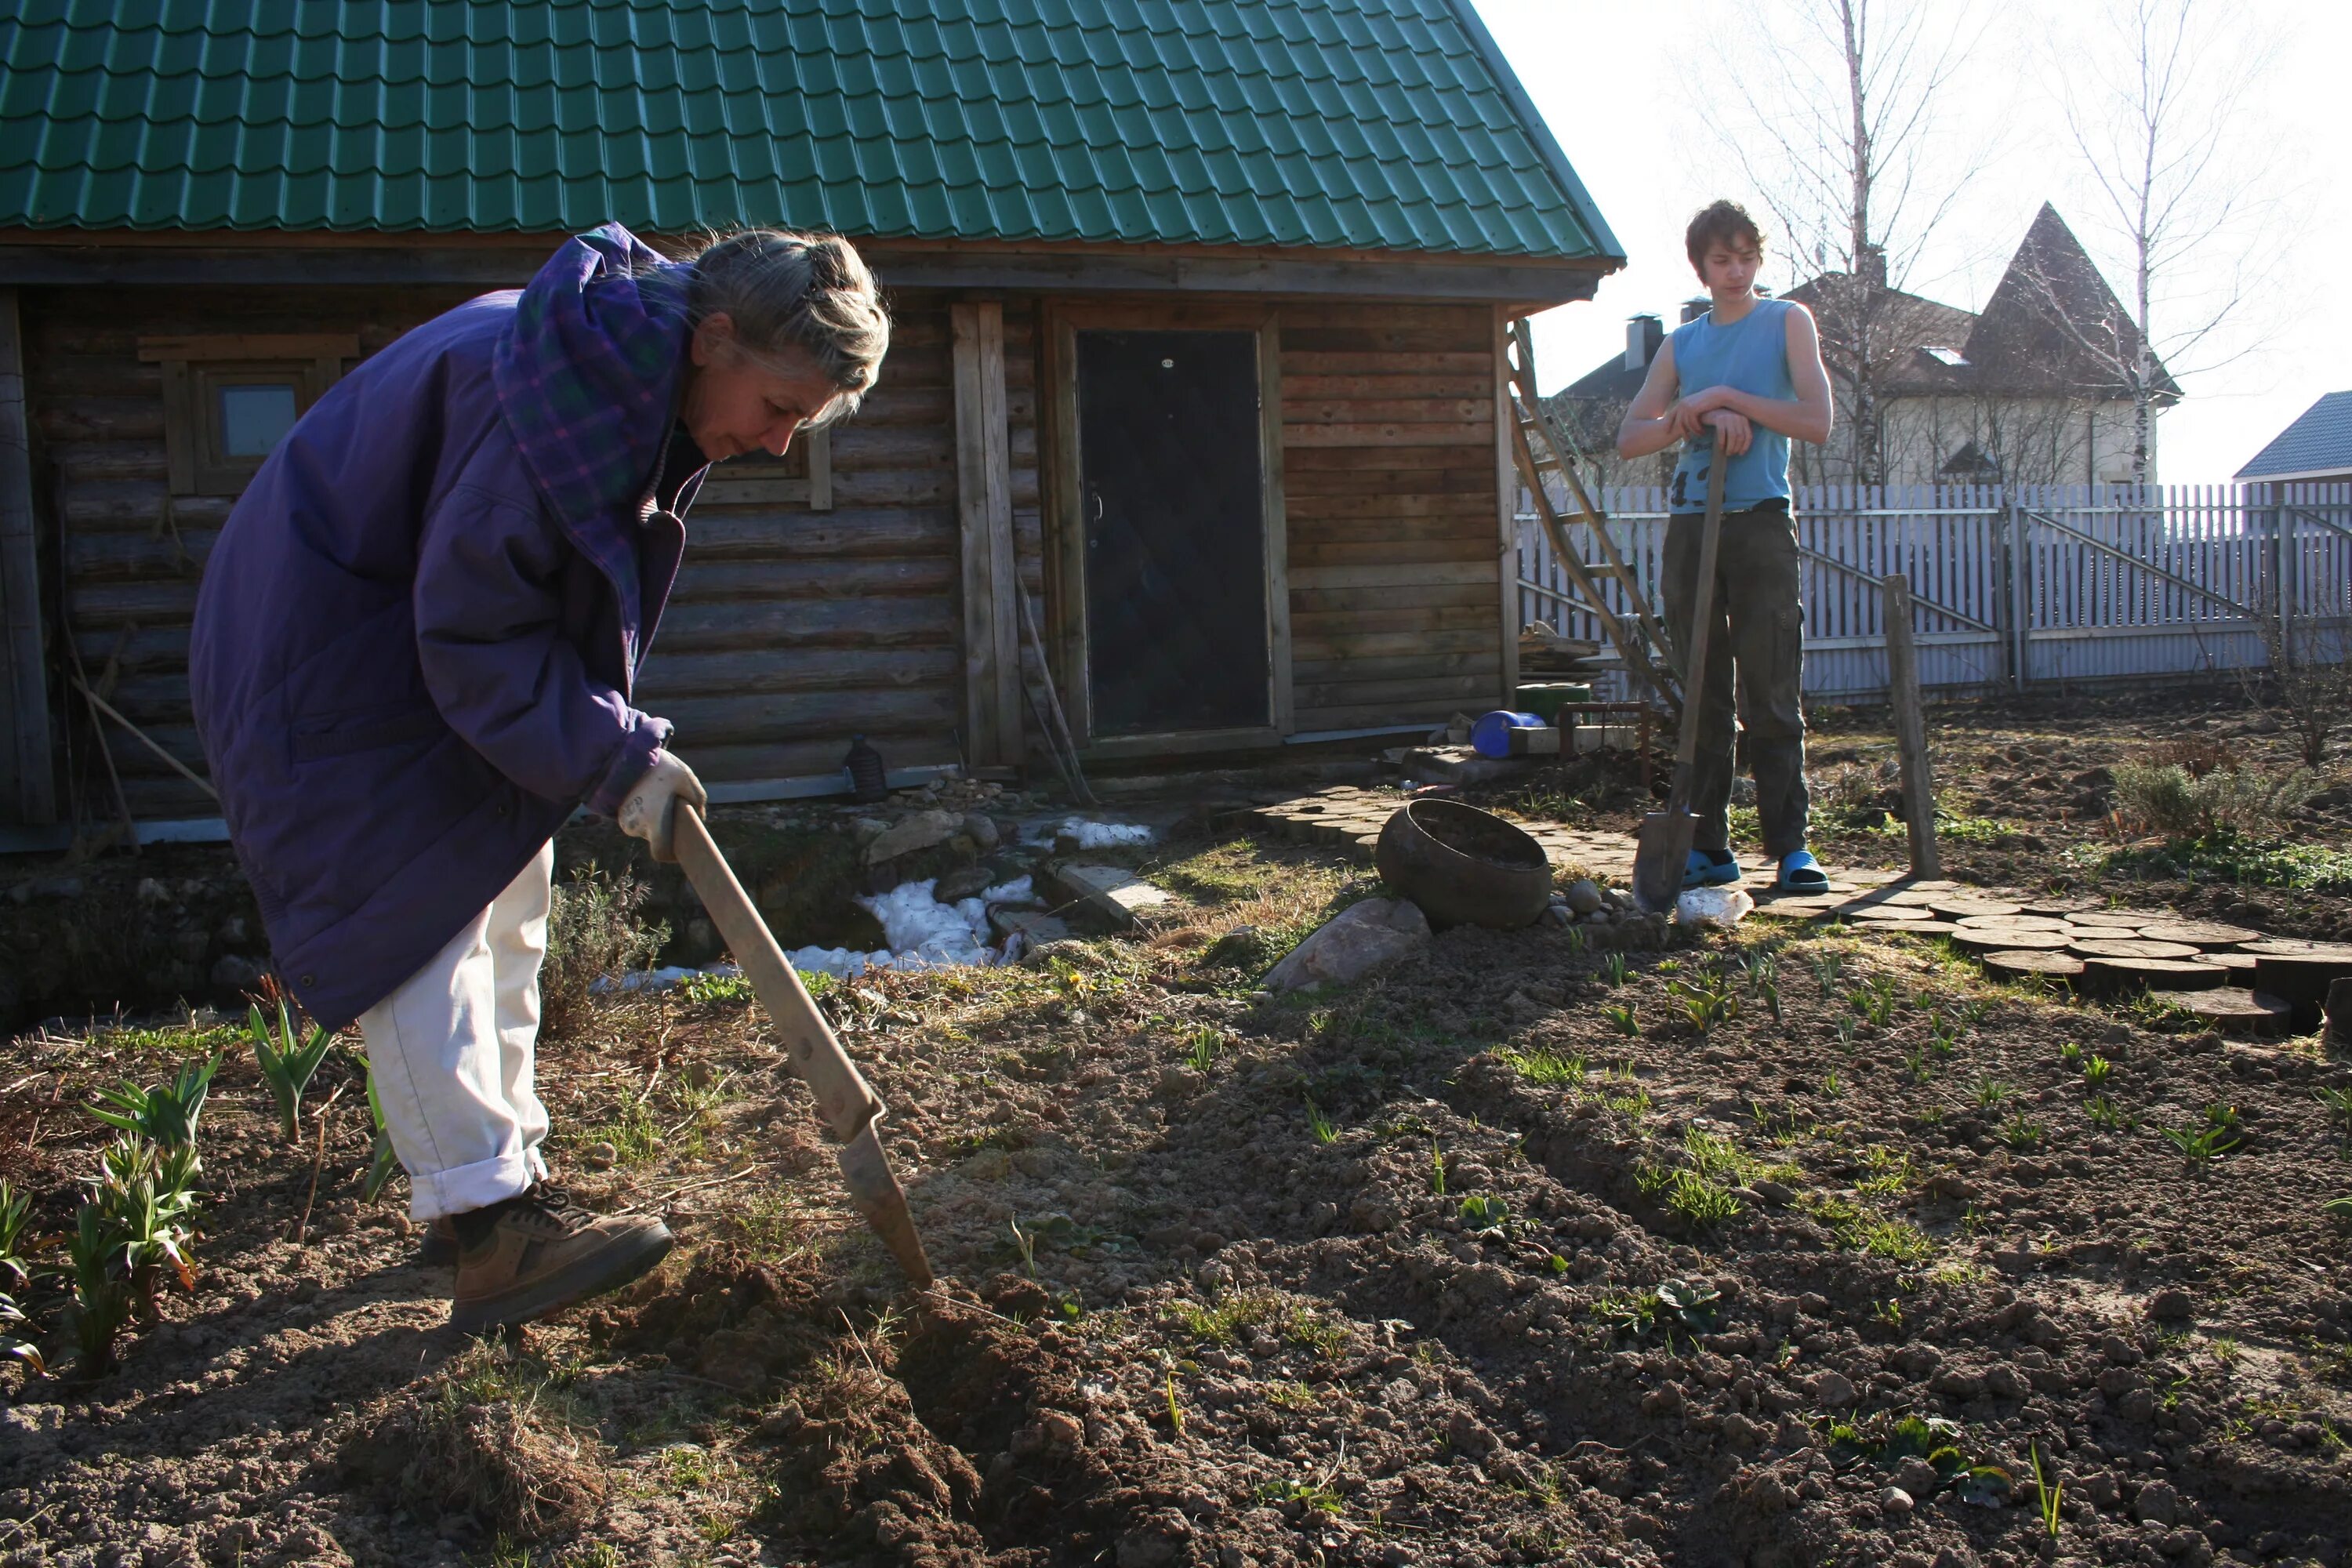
190, 227, 706, 1029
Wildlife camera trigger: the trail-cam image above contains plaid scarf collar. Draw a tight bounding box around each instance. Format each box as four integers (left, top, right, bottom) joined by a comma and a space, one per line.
492, 224, 695, 595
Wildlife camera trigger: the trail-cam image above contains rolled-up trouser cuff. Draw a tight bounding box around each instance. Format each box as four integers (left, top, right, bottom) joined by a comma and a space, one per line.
412, 1149, 539, 1222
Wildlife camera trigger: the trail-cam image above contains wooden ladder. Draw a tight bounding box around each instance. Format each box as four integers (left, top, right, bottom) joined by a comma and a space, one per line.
1504, 319, 1682, 717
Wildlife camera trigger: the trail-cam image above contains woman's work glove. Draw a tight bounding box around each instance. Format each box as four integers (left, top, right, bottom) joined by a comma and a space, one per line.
617, 750, 707, 863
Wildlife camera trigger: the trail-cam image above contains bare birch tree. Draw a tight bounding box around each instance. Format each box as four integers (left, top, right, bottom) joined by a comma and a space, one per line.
2026, 0, 2281, 484
1697, 0, 1991, 487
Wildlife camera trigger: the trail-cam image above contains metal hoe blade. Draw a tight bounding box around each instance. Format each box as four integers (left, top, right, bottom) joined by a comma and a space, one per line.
673, 804, 935, 1289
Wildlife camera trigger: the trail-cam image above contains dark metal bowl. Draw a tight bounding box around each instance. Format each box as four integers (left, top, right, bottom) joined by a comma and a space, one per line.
1374, 798, 1552, 931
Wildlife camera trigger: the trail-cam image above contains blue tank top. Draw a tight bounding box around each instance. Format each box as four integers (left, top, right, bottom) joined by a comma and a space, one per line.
1668, 297, 1796, 514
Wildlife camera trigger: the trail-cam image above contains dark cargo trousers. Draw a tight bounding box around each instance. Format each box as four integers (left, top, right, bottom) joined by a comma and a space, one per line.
1660, 503, 1811, 860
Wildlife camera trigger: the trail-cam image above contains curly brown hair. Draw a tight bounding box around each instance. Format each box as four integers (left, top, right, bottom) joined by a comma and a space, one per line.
1685, 201, 1766, 276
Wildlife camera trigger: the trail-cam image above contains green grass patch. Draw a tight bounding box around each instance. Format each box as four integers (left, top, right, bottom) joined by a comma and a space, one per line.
2090, 833, 2352, 895
1168, 1289, 1350, 1357
1800, 1193, 1936, 1263
90, 1020, 245, 1058
1497, 1047, 1586, 1087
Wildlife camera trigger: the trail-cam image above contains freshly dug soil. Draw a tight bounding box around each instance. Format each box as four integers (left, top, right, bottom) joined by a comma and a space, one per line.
5, 689, 2352, 1567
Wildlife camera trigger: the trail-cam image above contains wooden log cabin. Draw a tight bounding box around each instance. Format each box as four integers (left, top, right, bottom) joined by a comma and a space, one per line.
0, 0, 1621, 846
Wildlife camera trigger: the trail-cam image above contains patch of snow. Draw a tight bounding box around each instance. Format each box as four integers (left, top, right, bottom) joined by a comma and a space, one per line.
1057, 817, 1156, 849
591, 963, 742, 995
783, 946, 884, 981
858, 878, 996, 968
982, 874, 1034, 905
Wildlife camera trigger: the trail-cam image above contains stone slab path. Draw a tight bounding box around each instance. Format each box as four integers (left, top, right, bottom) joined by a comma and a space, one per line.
1236, 786, 2349, 1037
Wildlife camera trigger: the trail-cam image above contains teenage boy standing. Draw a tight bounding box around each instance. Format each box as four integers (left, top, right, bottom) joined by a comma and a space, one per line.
1618, 200, 1836, 892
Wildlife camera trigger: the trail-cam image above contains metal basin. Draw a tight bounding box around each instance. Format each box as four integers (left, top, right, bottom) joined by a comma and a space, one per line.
1374, 799, 1552, 931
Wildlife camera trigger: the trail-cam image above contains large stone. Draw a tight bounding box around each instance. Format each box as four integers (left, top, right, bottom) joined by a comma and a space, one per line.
1048, 863, 1174, 931
864, 809, 965, 867
935, 863, 996, 902
1263, 898, 1431, 993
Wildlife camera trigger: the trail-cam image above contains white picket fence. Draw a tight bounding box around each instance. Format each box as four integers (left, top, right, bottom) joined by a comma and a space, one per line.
1515, 481, 2352, 702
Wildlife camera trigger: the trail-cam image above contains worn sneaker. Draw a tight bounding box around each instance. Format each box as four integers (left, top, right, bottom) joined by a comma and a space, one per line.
417, 1217, 459, 1268
448, 1186, 672, 1334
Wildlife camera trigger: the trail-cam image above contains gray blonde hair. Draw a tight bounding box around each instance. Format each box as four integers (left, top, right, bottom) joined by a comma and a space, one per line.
686, 228, 890, 423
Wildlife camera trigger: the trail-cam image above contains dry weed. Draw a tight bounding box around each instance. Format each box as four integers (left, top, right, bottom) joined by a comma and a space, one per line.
361, 1356, 609, 1540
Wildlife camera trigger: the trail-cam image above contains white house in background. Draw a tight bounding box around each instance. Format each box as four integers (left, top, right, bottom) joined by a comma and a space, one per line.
2237, 391, 2352, 485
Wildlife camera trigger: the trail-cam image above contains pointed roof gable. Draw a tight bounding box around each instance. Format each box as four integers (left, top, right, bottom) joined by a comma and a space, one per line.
1962, 203, 2179, 402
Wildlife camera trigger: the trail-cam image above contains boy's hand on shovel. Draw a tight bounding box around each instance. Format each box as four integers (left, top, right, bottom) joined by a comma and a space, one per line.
619, 750, 707, 862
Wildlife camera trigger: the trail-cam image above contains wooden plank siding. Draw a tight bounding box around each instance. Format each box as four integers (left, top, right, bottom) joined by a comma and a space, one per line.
28, 285, 473, 818
22, 285, 1042, 817
1279, 303, 1505, 731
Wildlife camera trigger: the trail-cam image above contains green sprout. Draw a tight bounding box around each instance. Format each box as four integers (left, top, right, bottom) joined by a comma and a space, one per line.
2162, 1121, 2239, 1166
87, 1055, 216, 1147
0, 1179, 30, 1289
1602, 952, 1630, 987
2030, 1443, 2063, 1538
65, 1206, 131, 1378
1458, 1193, 1512, 1235
1429, 1140, 1446, 1197
1185, 1026, 1224, 1074
1604, 1002, 1640, 1038
1304, 1097, 1338, 1146
2082, 1055, 2114, 1089
361, 1057, 402, 1203
248, 1000, 335, 1141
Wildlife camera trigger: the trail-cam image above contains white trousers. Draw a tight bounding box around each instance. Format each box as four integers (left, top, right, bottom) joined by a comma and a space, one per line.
358, 841, 555, 1221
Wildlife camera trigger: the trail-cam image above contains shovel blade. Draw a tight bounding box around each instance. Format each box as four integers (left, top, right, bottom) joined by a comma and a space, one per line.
837, 1123, 935, 1290
1630, 809, 1696, 913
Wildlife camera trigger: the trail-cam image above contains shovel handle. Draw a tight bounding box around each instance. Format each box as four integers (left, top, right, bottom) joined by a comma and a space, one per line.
672, 803, 884, 1144
1664, 457, 1730, 811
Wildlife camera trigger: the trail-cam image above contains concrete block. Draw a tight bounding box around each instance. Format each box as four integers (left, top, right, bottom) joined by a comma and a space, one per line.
1047, 863, 1175, 931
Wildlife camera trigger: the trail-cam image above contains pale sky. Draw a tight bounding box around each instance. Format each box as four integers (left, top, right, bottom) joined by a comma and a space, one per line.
1474, 0, 2347, 483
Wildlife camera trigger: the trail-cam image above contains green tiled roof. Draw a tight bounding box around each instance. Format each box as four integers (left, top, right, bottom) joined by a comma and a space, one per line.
0, 0, 1621, 263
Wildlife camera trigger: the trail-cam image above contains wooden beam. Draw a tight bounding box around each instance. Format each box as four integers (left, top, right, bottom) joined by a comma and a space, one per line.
1493, 307, 1520, 710
0, 289, 56, 825
805, 426, 833, 512
951, 302, 1023, 767
0, 245, 1613, 305
1237, 311, 1287, 737
1882, 573, 1942, 877
137, 333, 359, 363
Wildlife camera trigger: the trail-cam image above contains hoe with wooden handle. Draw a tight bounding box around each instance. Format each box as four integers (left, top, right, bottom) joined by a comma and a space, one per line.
673, 801, 935, 1289
1631, 456, 1728, 913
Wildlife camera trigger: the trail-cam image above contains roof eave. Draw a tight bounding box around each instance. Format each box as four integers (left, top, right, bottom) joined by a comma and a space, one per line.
0, 227, 1613, 304
2235, 464, 2352, 483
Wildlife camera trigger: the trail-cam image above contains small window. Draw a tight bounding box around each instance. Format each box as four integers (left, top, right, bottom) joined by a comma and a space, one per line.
140, 334, 358, 496
216, 381, 299, 456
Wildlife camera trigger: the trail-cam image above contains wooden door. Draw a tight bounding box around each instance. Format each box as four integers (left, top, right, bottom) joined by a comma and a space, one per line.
1074, 328, 1269, 735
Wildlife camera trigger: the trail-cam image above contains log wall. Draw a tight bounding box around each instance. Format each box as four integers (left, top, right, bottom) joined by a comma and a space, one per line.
21, 285, 1037, 820
22, 279, 1500, 824
1278, 303, 1504, 732
27, 286, 470, 818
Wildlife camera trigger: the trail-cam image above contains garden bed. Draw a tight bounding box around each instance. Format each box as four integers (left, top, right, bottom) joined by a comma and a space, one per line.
4, 689, 2352, 1567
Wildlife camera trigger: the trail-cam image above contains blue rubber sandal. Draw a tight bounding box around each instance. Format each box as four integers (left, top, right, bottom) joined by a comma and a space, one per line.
1683, 848, 1744, 889
1777, 849, 1831, 893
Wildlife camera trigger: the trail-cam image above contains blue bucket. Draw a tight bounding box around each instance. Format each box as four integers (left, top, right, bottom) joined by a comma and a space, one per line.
1470, 710, 1544, 759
